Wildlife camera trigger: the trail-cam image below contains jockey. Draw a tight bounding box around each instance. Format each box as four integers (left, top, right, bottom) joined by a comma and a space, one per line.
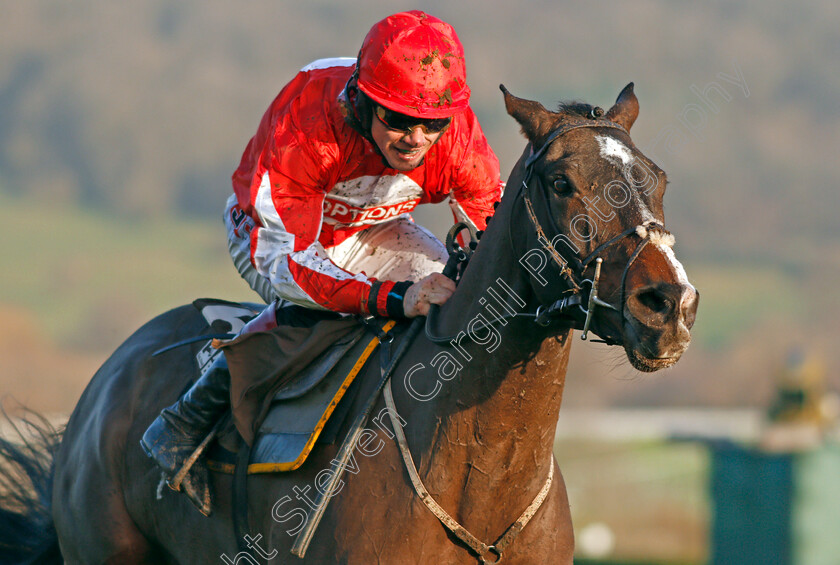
141, 10, 503, 514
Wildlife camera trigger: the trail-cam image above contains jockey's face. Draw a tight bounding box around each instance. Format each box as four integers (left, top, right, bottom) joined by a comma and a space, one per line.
370, 112, 445, 172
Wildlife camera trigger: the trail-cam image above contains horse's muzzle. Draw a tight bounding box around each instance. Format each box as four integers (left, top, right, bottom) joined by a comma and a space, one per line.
622, 282, 698, 372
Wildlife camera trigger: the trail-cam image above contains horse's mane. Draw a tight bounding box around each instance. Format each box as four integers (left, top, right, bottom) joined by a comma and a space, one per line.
556, 101, 596, 118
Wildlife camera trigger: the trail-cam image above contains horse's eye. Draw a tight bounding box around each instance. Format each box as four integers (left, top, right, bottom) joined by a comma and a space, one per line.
553, 176, 571, 195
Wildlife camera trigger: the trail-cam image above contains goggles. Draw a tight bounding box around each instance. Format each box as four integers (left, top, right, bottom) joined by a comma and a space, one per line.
374, 105, 452, 135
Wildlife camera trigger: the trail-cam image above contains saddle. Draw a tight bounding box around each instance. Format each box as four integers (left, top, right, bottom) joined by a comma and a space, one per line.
187, 299, 397, 474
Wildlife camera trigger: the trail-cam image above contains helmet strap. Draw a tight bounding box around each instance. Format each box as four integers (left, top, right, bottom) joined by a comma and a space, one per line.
339, 69, 375, 144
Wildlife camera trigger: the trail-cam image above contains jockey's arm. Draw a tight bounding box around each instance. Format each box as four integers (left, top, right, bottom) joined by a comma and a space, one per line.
252, 216, 415, 318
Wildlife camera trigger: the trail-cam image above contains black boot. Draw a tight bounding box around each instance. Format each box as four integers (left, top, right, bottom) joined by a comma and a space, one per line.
140, 352, 231, 516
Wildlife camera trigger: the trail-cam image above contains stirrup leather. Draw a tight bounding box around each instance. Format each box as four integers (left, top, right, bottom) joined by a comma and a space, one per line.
168, 419, 224, 516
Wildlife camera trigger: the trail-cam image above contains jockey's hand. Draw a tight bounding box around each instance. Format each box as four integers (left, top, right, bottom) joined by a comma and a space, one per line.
403, 273, 456, 318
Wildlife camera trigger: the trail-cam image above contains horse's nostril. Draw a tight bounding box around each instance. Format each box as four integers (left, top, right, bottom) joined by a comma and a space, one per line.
682, 287, 699, 329
636, 288, 671, 315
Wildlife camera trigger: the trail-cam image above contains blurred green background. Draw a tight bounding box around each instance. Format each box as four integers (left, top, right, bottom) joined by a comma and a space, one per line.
1, 1, 839, 563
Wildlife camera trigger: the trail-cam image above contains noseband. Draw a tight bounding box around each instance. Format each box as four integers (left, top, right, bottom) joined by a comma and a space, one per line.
517, 118, 671, 341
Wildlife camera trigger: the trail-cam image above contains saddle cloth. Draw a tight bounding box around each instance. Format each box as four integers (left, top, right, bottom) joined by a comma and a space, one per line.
189, 299, 395, 474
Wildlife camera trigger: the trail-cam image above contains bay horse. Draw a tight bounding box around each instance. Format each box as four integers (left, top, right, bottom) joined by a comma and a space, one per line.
0, 84, 697, 564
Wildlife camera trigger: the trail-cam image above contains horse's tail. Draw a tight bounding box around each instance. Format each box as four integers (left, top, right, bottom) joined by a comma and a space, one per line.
0, 411, 63, 565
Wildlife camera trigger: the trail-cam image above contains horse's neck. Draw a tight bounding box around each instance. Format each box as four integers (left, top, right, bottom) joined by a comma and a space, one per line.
421, 326, 570, 473
413, 194, 572, 502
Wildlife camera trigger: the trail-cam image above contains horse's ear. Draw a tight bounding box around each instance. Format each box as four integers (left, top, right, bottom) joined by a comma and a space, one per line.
605, 82, 639, 131
500, 84, 554, 145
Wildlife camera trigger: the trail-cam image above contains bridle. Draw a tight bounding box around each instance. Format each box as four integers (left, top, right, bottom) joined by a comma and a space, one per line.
426, 115, 673, 345
516, 116, 673, 341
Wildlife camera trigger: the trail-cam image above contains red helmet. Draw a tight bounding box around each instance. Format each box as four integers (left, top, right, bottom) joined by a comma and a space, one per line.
357, 11, 471, 119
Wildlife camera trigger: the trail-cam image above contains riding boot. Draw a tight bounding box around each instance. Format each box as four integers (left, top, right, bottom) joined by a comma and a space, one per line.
140, 352, 230, 516
140, 300, 280, 516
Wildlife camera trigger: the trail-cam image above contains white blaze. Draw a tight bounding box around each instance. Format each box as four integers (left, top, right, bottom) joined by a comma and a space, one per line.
658, 242, 696, 323
596, 135, 655, 223
596, 135, 634, 168
657, 244, 691, 288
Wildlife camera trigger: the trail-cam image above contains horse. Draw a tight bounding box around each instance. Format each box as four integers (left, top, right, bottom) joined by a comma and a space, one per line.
0, 83, 697, 564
